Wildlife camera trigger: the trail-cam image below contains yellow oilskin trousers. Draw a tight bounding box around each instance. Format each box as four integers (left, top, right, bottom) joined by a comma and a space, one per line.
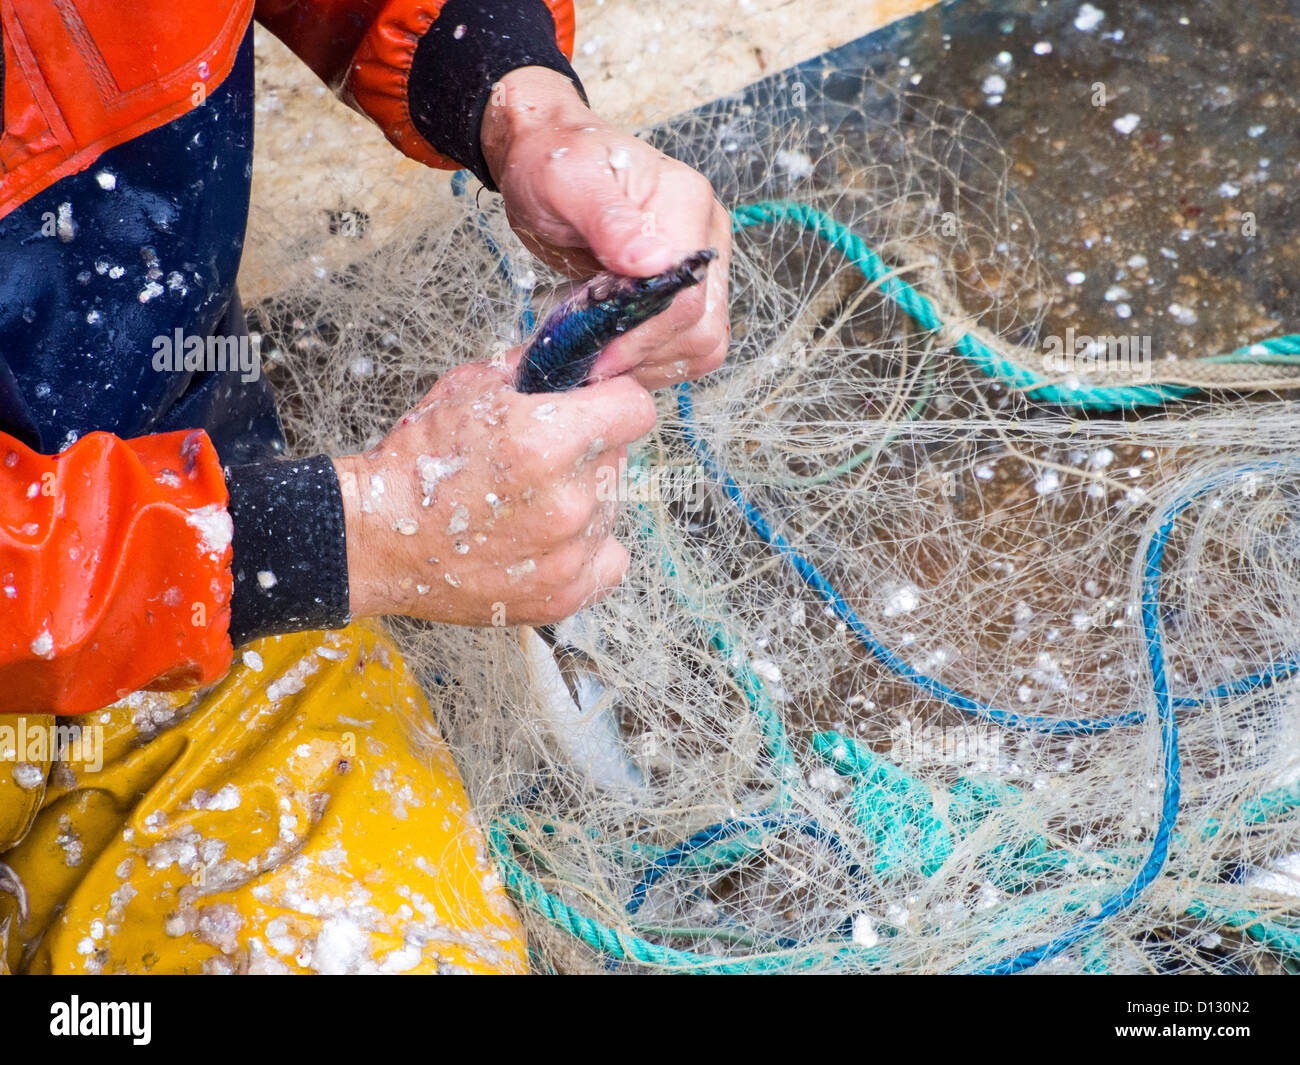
0, 621, 527, 974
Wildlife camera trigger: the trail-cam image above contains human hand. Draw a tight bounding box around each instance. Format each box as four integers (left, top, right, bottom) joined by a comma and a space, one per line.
333, 349, 656, 626
481, 67, 731, 391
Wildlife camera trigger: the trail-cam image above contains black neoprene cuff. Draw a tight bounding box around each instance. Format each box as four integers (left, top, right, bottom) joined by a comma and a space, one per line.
224, 455, 351, 645
407, 0, 587, 191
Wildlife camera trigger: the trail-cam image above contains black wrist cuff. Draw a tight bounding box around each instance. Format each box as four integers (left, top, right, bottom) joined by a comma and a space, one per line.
224, 455, 351, 645
407, 0, 587, 191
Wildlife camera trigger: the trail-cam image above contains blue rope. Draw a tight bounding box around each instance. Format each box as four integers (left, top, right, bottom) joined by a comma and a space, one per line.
455, 171, 1300, 972
625, 813, 866, 921
973, 477, 1190, 972
680, 383, 1300, 970
678, 386, 1298, 731
971, 466, 1294, 971
452, 170, 536, 337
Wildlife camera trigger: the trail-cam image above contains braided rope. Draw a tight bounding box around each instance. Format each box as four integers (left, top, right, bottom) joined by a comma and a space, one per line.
732, 200, 1300, 410
458, 179, 1300, 972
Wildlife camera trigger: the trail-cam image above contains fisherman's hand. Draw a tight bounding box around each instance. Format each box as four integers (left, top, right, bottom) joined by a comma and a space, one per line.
480, 67, 731, 391
332, 351, 655, 625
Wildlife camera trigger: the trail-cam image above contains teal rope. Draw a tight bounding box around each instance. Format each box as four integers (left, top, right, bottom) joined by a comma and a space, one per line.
1203, 334, 1300, 365
811, 731, 954, 879
490, 814, 888, 972
496, 477, 1300, 971
731, 201, 1300, 410
465, 179, 1300, 971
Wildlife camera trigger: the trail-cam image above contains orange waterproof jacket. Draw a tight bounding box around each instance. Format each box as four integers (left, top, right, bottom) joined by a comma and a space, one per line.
0, 0, 577, 714
0, 0, 576, 215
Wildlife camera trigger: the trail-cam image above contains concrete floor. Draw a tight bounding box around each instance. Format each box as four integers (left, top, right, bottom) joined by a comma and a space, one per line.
239, 0, 940, 302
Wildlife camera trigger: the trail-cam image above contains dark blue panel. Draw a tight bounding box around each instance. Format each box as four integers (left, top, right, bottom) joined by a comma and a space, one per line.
0, 27, 284, 462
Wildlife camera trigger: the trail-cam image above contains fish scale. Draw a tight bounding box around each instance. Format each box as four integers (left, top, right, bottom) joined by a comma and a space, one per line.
515, 248, 717, 394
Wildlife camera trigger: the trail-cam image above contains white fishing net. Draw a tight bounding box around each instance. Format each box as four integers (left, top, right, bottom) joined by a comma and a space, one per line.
250, 69, 1300, 973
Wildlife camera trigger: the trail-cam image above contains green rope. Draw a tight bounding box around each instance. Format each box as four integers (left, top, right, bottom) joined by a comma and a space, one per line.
732, 201, 1300, 410
811, 731, 954, 878
1184, 895, 1300, 959
491, 448, 1300, 973
489, 814, 888, 972
484, 201, 1300, 971
1203, 334, 1300, 366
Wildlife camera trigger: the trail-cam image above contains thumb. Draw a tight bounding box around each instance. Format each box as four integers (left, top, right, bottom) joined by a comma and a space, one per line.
565, 167, 676, 277
499, 343, 527, 376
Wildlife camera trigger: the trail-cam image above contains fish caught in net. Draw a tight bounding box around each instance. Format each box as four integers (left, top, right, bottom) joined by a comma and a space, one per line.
249, 66, 1300, 974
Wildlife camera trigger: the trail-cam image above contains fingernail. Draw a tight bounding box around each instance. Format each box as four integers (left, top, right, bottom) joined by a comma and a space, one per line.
622, 236, 673, 274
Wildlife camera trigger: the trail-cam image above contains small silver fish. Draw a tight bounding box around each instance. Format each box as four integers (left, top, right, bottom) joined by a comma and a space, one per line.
518, 625, 644, 795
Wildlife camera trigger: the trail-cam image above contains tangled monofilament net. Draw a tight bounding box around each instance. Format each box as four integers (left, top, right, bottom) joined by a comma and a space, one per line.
251, 70, 1300, 973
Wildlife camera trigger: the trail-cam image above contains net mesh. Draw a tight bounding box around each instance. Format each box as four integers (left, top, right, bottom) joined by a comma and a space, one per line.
249, 68, 1300, 973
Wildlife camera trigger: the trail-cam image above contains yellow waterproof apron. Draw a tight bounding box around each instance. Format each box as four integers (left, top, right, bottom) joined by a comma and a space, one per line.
0, 621, 525, 974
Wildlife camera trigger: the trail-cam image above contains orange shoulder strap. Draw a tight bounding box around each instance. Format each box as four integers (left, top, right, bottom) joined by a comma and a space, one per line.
0, 0, 254, 219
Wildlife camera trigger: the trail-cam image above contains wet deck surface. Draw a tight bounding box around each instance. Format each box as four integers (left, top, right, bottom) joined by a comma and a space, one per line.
704, 0, 1300, 361
640, 1, 1300, 752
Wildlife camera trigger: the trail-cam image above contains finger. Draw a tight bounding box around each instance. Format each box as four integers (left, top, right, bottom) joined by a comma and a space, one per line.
515, 534, 628, 623
572, 536, 630, 612
576, 448, 628, 540
497, 343, 528, 376
553, 135, 726, 278
603, 163, 723, 278
588, 535, 631, 592
559, 148, 680, 277
532, 446, 626, 539
537, 375, 658, 457
630, 336, 728, 390
589, 204, 730, 380
592, 274, 728, 384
